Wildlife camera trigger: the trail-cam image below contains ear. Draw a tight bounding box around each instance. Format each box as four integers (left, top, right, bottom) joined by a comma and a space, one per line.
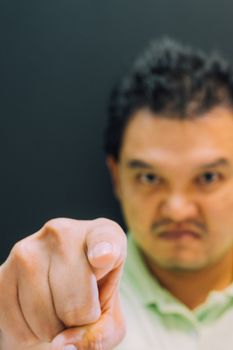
106, 156, 122, 200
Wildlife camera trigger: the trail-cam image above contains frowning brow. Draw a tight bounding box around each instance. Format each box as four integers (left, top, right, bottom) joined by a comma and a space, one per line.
126, 158, 230, 170
198, 158, 230, 169
126, 159, 155, 169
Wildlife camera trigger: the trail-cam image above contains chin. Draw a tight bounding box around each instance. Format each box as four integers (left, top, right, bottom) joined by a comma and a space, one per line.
157, 256, 209, 272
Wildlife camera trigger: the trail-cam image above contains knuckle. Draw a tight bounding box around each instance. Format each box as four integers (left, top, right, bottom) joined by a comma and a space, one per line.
43, 218, 68, 231
43, 218, 64, 238
41, 219, 69, 251
41, 218, 88, 255
10, 240, 37, 269
43, 217, 75, 234
93, 217, 112, 225
93, 217, 121, 230
93, 218, 125, 238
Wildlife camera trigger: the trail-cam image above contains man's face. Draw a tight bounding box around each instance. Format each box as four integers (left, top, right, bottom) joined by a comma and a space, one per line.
107, 107, 233, 271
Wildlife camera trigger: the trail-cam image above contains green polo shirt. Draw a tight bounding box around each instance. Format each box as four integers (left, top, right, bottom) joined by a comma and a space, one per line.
116, 234, 233, 349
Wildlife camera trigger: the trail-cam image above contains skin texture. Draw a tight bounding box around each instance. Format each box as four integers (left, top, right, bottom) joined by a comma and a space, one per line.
107, 106, 233, 308
0, 218, 127, 350
2, 105, 233, 348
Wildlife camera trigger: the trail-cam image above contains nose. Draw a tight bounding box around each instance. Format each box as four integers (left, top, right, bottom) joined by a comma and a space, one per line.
159, 193, 199, 222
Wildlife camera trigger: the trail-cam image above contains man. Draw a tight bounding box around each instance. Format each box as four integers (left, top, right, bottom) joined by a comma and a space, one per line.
1, 38, 233, 349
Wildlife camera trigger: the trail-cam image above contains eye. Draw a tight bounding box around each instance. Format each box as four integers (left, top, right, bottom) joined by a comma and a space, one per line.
196, 172, 222, 187
137, 173, 161, 185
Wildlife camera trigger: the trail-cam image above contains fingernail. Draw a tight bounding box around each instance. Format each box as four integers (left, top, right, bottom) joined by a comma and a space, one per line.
63, 345, 77, 350
92, 242, 112, 258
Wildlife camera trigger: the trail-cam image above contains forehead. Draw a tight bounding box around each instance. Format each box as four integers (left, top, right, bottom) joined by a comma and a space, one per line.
119, 107, 233, 166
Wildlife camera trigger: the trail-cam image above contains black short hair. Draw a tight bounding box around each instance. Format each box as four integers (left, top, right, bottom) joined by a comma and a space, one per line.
104, 38, 233, 161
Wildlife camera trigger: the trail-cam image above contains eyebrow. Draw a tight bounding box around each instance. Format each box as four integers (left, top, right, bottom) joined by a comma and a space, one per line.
126, 158, 230, 170
126, 159, 156, 169
198, 158, 230, 169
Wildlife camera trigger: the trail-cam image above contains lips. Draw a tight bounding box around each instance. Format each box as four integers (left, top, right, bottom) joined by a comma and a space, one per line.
159, 230, 201, 240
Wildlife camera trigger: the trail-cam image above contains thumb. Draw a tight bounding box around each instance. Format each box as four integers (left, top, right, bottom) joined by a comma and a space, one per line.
51, 293, 125, 350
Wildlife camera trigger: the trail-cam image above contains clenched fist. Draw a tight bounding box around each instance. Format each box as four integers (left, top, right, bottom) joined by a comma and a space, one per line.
0, 218, 127, 350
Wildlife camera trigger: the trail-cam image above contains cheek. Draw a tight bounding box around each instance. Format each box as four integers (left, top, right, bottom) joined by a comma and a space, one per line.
204, 190, 233, 237
120, 190, 157, 231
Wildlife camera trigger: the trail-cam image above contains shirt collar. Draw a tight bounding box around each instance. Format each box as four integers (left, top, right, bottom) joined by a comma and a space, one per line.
125, 233, 233, 317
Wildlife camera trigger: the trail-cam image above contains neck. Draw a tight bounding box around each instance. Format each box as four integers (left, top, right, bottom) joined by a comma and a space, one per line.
143, 250, 233, 309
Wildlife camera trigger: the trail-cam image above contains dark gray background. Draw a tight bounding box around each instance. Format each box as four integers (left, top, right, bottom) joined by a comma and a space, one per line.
0, 0, 232, 262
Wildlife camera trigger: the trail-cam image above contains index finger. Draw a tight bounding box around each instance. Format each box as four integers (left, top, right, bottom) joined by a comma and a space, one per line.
86, 218, 127, 280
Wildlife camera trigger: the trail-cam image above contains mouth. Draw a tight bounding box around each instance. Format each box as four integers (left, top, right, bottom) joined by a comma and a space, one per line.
158, 230, 201, 240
